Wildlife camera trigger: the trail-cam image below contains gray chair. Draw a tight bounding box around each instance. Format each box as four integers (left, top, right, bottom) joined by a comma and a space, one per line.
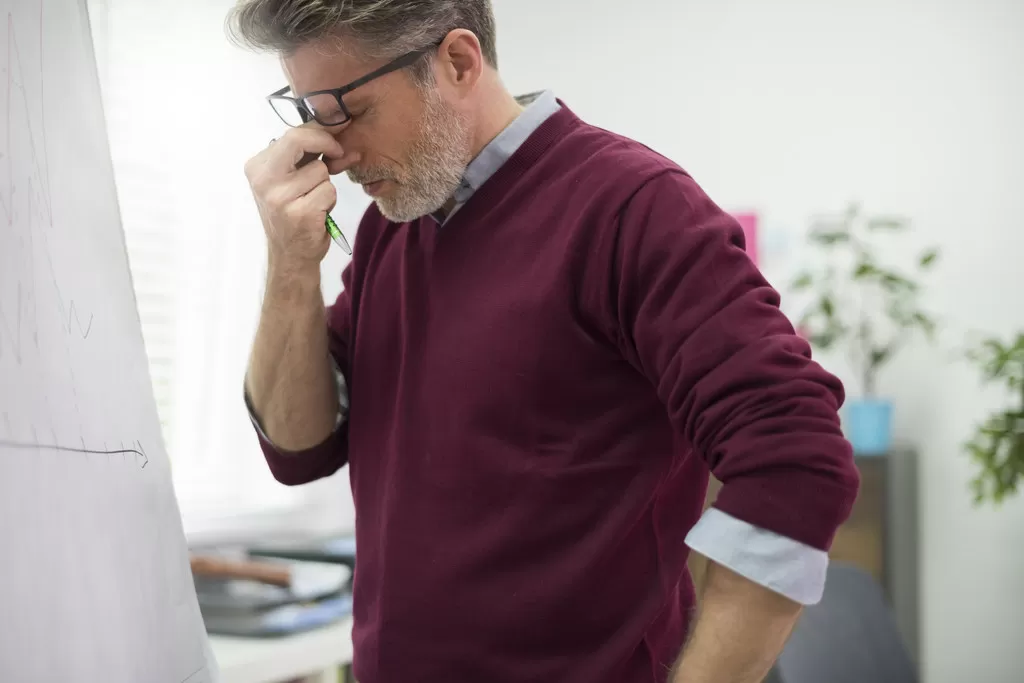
769, 563, 917, 683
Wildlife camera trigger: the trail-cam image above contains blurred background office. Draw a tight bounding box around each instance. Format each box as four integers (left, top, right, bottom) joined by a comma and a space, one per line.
84, 0, 1023, 682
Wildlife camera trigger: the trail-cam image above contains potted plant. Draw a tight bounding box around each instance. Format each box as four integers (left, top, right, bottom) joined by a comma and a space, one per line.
963, 332, 1024, 504
789, 203, 939, 454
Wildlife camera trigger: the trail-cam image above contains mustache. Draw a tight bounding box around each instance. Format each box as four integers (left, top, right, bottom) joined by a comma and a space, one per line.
347, 167, 393, 185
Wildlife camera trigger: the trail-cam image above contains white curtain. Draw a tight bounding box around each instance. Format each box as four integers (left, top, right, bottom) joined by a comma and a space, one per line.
87, 0, 362, 540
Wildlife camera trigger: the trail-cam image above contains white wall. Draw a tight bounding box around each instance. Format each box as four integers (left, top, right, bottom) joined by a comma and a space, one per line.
493, 0, 1024, 680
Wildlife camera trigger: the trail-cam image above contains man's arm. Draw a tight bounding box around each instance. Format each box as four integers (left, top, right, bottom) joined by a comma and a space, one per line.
669, 561, 801, 683
241, 126, 359, 482
597, 168, 860, 677
244, 261, 354, 485
245, 262, 338, 451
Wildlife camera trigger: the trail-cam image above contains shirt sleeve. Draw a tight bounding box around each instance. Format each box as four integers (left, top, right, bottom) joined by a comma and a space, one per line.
685, 508, 829, 605
609, 169, 860, 599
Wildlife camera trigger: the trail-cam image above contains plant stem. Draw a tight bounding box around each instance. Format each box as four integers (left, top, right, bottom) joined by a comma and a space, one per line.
859, 317, 872, 397
1019, 359, 1024, 428
1019, 361, 1024, 455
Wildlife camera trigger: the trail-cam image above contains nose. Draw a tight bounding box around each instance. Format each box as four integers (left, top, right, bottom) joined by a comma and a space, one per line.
330, 126, 364, 165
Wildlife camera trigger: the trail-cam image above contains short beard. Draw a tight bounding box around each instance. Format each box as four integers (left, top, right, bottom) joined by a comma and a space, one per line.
350, 87, 471, 223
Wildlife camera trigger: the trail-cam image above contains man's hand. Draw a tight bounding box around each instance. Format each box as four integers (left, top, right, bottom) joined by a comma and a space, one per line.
669, 561, 802, 683
243, 126, 359, 272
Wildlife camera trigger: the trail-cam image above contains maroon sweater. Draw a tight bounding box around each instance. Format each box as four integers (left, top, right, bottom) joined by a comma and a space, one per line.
256, 104, 859, 683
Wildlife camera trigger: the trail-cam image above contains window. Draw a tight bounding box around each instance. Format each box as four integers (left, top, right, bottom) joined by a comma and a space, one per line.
88, 0, 363, 540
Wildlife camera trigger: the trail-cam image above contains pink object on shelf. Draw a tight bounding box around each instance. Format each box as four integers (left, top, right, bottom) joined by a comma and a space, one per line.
732, 212, 759, 265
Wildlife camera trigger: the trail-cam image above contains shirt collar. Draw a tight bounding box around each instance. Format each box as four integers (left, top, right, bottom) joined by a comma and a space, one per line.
430, 89, 561, 224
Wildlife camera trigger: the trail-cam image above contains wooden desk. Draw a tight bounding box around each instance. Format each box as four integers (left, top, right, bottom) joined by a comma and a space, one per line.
209, 618, 353, 683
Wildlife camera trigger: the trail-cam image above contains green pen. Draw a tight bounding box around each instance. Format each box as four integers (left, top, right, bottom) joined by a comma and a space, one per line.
297, 150, 352, 255
324, 213, 351, 255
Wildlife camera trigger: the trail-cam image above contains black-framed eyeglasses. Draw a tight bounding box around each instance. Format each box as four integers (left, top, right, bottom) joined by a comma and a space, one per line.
267, 46, 434, 128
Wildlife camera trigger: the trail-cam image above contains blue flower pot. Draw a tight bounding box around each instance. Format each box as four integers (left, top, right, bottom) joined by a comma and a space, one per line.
844, 398, 893, 455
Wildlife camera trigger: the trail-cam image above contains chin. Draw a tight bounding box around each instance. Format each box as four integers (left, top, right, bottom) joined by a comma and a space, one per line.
374, 198, 430, 224
374, 190, 446, 224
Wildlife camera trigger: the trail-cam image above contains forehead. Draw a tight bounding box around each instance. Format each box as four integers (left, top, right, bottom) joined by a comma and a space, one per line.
281, 39, 380, 96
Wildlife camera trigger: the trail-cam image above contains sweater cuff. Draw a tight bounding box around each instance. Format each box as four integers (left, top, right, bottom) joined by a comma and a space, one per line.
685, 508, 829, 605
712, 469, 858, 551
244, 360, 350, 486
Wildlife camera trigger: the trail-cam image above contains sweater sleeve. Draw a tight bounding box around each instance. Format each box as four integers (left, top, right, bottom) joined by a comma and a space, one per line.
611, 170, 860, 555
245, 263, 354, 486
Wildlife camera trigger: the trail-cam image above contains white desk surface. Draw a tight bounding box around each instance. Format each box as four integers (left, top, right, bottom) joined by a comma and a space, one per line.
209, 618, 353, 683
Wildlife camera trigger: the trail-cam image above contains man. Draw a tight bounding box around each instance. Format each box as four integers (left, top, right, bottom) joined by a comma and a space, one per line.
230, 1, 860, 682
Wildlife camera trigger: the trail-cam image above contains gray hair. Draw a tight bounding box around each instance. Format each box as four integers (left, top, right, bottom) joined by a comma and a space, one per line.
226, 0, 498, 82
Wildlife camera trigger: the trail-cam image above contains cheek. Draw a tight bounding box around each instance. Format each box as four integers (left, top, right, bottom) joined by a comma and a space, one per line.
344, 119, 412, 170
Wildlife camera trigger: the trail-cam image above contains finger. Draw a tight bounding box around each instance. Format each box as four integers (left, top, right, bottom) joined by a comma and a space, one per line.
272, 127, 346, 174
294, 179, 338, 216
266, 159, 330, 206
325, 150, 362, 176
292, 158, 331, 195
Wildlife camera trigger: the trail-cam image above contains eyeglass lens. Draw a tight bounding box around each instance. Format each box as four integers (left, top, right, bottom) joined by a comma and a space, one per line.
269, 98, 306, 127
304, 93, 349, 126
270, 93, 350, 127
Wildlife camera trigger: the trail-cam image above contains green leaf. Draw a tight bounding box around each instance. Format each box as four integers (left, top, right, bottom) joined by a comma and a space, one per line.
880, 272, 918, 292
912, 312, 937, 338
809, 333, 837, 350
870, 346, 893, 369
919, 249, 939, 268
867, 216, 907, 230
791, 273, 814, 291
968, 338, 1005, 368
820, 296, 835, 318
981, 341, 1013, 381
965, 409, 1024, 506
810, 230, 850, 245
853, 262, 878, 279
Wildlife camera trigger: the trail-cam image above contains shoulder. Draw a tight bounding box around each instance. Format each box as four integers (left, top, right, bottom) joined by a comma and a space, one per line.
544, 114, 712, 225
549, 116, 752, 305
564, 121, 681, 179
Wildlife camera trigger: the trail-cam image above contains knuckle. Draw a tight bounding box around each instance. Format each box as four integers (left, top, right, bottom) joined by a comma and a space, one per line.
250, 174, 270, 195
282, 203, 303, 225
314, 161, 330, 182
286, 126, 310, 145
244, 156, 265, 183
264, 187, 290, 211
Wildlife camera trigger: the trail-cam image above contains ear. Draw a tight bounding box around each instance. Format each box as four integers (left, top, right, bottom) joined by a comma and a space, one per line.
434, 29, 484, 94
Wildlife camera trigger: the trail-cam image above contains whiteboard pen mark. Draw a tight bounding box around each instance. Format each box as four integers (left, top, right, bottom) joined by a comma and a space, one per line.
2, 9, 95, 373
0, 438, 150, 469
179, 664, 206, 683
